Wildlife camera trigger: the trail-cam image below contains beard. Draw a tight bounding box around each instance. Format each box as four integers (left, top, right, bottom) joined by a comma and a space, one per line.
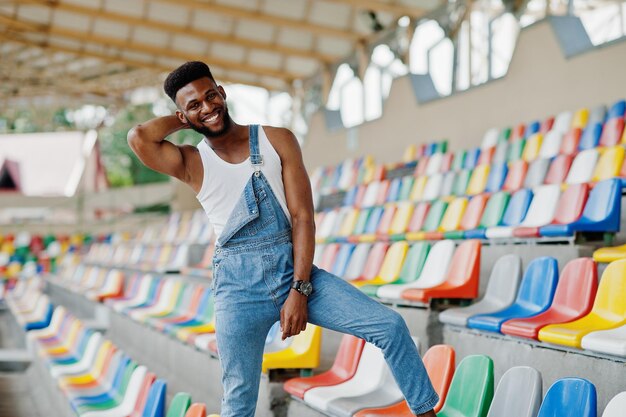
187, 107, 232, 138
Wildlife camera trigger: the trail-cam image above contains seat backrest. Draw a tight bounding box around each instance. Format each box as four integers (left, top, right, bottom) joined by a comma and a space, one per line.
397, 242, 430, 284
422, 173, 444, 201
572, 107, 590, 129
510, 124, 526, 142
464, 147, 481, 170
441, 173, 457, 198
589, 104, 607, 125
319, 244, 340, 271
599, 118, 625, 147
331, 244, 355, 277
426, 152, 443, 175
363, 206, 385, 234
499, 127, 512, 143
607, 99, 626, 119
550, 258, 597, 316
483, 254, 523, 306
359, 242, 389, 281
376, 241, 408, 282
329, 335, 366, 380
507, 139, 526, 161
352, 208, 372, 235
141, 379, 166, 417
361, 181, 381, 207
591, 258, 626, 320
553, 111, 573, 133
398, 176, 414, 201
375, 179, 392, 205
502, 160, 528, 192
337, 208, 359, 237
409, 176, 428, 201
602, 391, 626, 417
520, 185, 560, 227
492, 142, 509, 164
592, 145, 625, 182
184, 403, 207, 417
166, 392, 192, 417
566, 149, 599, 184
423, 345, 456, 413
466, 165, 490, 195
422, 200, 448, 232
538, 130, 563, 159
445, 240, 481, 286
440, 152, 454, 173
522, 133, 543, 161
480, 192, 510, 228
486, 366, 542, 417
486, 162, 508, 193
452, 169, 472, 196
541, 116, 554, 133
560, 127, 582, 155
439, 198, 468, 232
525, 121, 541, 137
460, 194, 489, 230
477, 147, 495, 166
389, 202, 414, 234
537, 378, 597, 417
523, 158, 550, 189
481, 128, 499, 149
417, 240, 456, 284
500, 189, 533, 227
544, 154, 573, 185
578, 123, 603, 150
515, 257, 559, 311
374, 205, 397, 235
579, 179, 620, 223
438, 355, 494, 417
407, 202, 430, 232
318, 209, 339, 238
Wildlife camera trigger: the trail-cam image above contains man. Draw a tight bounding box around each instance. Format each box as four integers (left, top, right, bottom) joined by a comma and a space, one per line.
128, 61, 438, 417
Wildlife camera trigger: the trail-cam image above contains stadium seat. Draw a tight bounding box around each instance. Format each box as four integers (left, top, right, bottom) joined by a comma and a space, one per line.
510, 185, 560, 237
572, 107, 590, 129
375, 180, 392, 206
452, 169, 472, 196
422, 197, 467, 240
342, 244, 372, 281
80, 368, 153, 417
141, 379, 166, 417
507, 139, 526, 161
464, 191, 510, 239
398, 177, 414, 201
510, 124, 526, 142
485, 188, 533, 239
525, 121, 540, 138
601, 391, 626, 417
485, 366, 542, 417
532, 183, 587, 237
541, 116, 554, 133
464, 148, 481, 170
485, 162, 508, 193
578, 123, 603, 150
481, 128, 499, 149
437, 355, 494, 417
537, 378, 597, 417
538, 258, 626, 348
166, 392, 192, 417
376, 240, 454, 300
440, 153, 454, 173
353, 241, 408, 288
422, 174, 444, 201
147, 286, 207, 332
426, 152, 443, 175
184, 403, 207, 417
599, 118, 625, 147
607, 99, 626, 118
498, 127, 512, 143
444, 194, 488, 239
502, 160, 528, 192
49, 332, 104, 378
386, 178, 402, 203
361, 242, 429, 297
361, 182, 381, 208
359, 206, 394, 241
406, 200, 447, 240
350, 208, 372, 237
581, 323, 626, 357
538, 130, 563, 158
409, 176, 428, 201
477, 147, 495, 166
335, 208, 359, 241
592, 244, 626, 263
128, 280, 184, 323
560, 128, 582, 155
402, 240, 481, 302
492, 142, 508, 164
522, 133, 542, 161
351, 207, 384, 242
283, 335, 365, 399
523, 158, 550, 189
329, 244, 355, 277
592, 145, 624, 182
468, 257, 558, 333
552, 111, 572, 133
544, 154, 573, 185
466, 165, 490, 195
262, 325, 321, 372
350, 242, 389, 283
565, 149, 599, 184
388, 202, 414, 240
501, 258, 597, 339
439, 254, 522, 327
352, 344, 455, 416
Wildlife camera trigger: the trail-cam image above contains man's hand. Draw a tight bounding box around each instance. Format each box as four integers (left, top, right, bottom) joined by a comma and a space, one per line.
280, 289, 308, 340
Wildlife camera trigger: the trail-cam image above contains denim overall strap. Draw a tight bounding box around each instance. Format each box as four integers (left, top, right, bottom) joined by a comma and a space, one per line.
249, 124, 263, 174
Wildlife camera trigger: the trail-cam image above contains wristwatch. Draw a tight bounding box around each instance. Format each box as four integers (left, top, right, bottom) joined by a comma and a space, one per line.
291, 280, 313, 297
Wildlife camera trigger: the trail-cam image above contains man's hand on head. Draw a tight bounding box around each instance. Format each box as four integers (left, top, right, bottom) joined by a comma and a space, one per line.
280, 289, 308, 340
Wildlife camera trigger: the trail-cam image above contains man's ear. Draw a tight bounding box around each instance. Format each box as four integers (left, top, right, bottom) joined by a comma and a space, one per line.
176, 110, 187, 125
218, 85, 227, 100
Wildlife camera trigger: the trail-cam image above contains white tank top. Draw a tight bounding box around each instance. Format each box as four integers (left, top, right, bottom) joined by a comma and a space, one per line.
195, 126, 292, 239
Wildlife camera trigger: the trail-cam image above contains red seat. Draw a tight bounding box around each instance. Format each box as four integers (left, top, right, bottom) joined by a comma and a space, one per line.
458, 194, 489, 231
541, 116, 555, 134
440, 153, 453, 173
502, 160, 528, 192
353, 344, 455, 416
544, 155, 573, 185
537, 183, 589, 236
375, 206, 398, 240
283, 335, 365, 399
501, 258, 598, 339
352, 242, 389, 282
319, 244, 340, 271
406, 203, 430, 233
130, 372, 157, 417
375, 180, 391, 206
477, 147, 495, 166
401, 240, 481, 302
599, 118, 625, 147
353, 185, 367, 208
414, 157, 429, 176
560, 128, 582, 155
510, 123, 526, 142
184, 403, 207, 417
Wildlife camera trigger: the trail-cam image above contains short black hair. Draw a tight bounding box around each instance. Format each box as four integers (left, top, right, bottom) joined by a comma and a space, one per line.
164, 61, 215, 103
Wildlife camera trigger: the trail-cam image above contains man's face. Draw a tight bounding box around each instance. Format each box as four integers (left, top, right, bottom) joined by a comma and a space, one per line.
176, 77, 231, 138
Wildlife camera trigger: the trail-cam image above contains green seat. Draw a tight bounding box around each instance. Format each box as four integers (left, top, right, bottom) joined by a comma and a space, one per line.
352, 208, 372, 236
498, 127, 512, 143
398, 177, 414, 202
443, 230, 465, 239
166, 392, 192, 417
452, 169, 472, 196
481, 192, 509, 227
422, 200, 448, 232
361, 242, 430, 297
436, 140, 448, 153
507, 139, 526, 161
77, 360, 138, 413
451, 150, 466, 171
437, 355, 494, 417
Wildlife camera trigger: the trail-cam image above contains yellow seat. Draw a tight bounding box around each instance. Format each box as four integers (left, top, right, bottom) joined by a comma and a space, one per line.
176, 319, 216, 342
538, 259, 626, 348
409, 176, 427, 202
593, 244, 626, 263
522, 133, 543, 162
353, 241, 408, 288
438, 197, 468, 232
58, 341, 115, 388
261, 325, 322, 373
336, 208, 359, 239
592, 145, 625, 182
388, 202, 415, 235
465, 165, 490, 195
41, 321, 83, 356
403, 144, 417, 162
571, 107, 589, 129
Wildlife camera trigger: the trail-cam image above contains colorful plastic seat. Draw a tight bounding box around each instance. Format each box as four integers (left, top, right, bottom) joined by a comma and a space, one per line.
398, 176, 415, 201
559, 128, 582, 155
537, 378, 597, 417
437, 355, 494, 417
466, 165, 490, 195
388, 202, 414, 239
523, 158, 549, 189
402, 240, 481, 302
540, 116, 554, 133
481, 128, 499, 149
593, 244, 626, 263
544, 154, 572, 185
262, 325, 321, 372
565, 149, 599, 184
350, 242, 389, 283
599, 118, 625, 147
353, 241, 408, 288
510, 124, 526, 143
80, 369, 154, 417
409, 176, 428, 201
423, 198, 467, 240
468, 257, 559, 333
485, 366, 542, 417
501, 258, 597, 339
439, 254, 522, 327
166, 392, 192, 417
452, 169, 472, 196
477, 147, 495, 166
538, 130, 563, 159
578, 123, 603, 150
464, 192, 510, 239
342, 244, 373, 281
511, 185, 560, 237
538, 258, 626, 348
403, 204, 430, 238
141, 379, 166, 417
331, 244, 356, 277
426, 153, 444, 175
444, 195, 488, 240
592, 146, 624, 182
464, 148, 480, 170
318, 244, 340, 271
492, 142, 508, 164
507, 139, 526, 161
485, 189, 533, 239
406, 200, 448, 240
522, 133, 542, 161
283, 335, 365, 399
602, 391, 626, 417
485, 162, 508, 193
581, 323, 626, 357
422, 174, 444, 201
335, 209, 360, 241
501, 161, 528, 192
451, 150, 466, 171
572, 107, 590, 129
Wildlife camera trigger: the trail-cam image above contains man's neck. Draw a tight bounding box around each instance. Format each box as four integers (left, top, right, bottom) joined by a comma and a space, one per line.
204, 122, 248, 151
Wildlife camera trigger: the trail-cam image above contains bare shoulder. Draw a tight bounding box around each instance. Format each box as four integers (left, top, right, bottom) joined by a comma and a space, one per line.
262, 126, 301, 159
179, 144, 203, 190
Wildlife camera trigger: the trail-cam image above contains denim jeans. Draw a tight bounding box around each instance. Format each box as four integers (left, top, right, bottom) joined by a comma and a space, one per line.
211, 125, 438, 417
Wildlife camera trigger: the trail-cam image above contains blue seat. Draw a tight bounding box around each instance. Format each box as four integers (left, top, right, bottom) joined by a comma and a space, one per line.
607, 99, 626, 119
467, 257, 558, 333
464, 147, 481, 170
142, 379, 167, 417
25, 302, 54, 331
71, 356, 133, 409
342, 186, 358, 207
424, 143, 436, 156
495, 189, 533, 228
537, 378, 597, 417
363, 206, 384, 235
525, 121, 540, 138
540, 179, 621, 237
331, 244, 355, 277
485, 162, 508, 193
50, 328, 95, 365
578, 123, 602, 150
386, 178, 402, 203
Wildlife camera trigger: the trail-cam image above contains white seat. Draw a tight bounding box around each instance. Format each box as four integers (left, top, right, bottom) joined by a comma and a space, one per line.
538, 130, 563, 159
484, 226, 516, 239
343, 244, 373, 281
376, 240, 455, 300
553, 111, 573, 133
80, 366, 148, 417
425, 153, 443, 176
581, 324, 626, 357
421, 174, 443, 201
439, 254, 522, 327
361, 181, 381, 208
602, 392, 626, 417
481, 128, 499, 149
128, 279, 179, 320
109, 275, 154, 313
440, 172, 456, 197
50, 333, 104, 378
27, 306, 67, 342
486, 366, 542, 417
317, 209, 339, 240
565, 149, 599, 184
313, 244, 326, 266
338, 159, 355, 190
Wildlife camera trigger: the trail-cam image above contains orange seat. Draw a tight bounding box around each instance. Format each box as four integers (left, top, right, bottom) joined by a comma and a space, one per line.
353, 344, 455, 416
401, 240, 481, 302
501, 160, 528, 192
544, 155, 573, 185
560, 128, 582, 155
184, 403, 207, 417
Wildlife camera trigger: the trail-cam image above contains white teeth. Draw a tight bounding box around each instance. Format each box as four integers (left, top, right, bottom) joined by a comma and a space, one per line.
205, 113, 219, 123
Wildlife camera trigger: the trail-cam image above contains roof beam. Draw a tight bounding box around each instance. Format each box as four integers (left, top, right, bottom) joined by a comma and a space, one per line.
329, 0, 429, 17
152, 0, 362, 41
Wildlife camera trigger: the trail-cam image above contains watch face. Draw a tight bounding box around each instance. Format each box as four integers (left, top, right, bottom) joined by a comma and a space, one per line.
300, 281, 313, 296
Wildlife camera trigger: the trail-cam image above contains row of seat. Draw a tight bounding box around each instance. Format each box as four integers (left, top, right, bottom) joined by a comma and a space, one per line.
83, 243, 192, 274
315, 178, 621, 243
440, 256, 626, 357
132, 210, 213, 245
284, 334, 625, 417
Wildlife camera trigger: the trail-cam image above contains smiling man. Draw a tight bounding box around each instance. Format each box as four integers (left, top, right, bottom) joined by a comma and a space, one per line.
127, 61, 438, 417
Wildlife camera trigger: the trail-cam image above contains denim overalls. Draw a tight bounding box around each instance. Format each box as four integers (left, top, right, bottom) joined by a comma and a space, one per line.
211, 125, 438, 417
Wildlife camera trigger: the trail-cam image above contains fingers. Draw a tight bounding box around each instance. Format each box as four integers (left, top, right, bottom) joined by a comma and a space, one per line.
280, 317, 307, 340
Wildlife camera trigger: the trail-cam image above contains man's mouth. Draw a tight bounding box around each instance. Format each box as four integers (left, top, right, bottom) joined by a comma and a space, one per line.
202, 110, 221, 125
